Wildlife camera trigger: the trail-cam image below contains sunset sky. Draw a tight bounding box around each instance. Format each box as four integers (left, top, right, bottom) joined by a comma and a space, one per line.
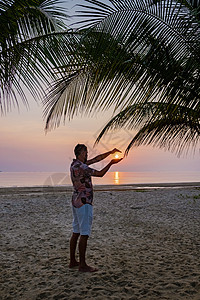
0, 0, 199, 174
0, 98, 199, 173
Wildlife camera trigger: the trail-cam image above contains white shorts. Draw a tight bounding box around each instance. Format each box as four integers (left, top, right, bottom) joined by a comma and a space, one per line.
72, 204, 93, 236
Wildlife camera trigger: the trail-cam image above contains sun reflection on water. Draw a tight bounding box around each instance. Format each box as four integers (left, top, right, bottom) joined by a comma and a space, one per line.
114, 171, 120, 184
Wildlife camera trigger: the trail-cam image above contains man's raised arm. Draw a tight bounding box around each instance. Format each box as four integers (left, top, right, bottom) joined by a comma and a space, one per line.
86, 148, 121, 165
92, 158, 123, 177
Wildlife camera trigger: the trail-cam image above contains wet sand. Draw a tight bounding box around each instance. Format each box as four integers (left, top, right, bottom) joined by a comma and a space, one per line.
0, 183, 200, 299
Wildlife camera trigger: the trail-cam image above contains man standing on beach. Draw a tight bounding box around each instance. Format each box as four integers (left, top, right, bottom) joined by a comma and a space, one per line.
69, 144, 122, 272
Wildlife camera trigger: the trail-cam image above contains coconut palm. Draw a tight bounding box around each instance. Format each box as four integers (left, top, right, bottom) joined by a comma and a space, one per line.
43, 0, 200, 156
0, 0, 77, 113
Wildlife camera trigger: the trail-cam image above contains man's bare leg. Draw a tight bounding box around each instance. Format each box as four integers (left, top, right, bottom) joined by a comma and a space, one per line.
79, 235, 98, 272
69, 232, 80, 268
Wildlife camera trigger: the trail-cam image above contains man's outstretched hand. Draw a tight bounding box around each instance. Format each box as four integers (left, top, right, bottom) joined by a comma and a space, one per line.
111, 158, 123, 164
111, 148, 122, 154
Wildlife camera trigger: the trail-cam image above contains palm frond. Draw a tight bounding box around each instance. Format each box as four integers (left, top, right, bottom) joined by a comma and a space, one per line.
43, 0, 200, 155
125, 116, 200, 156
0, 0, 71, 113
95, 102, 200, 155
44, 24, 199, 123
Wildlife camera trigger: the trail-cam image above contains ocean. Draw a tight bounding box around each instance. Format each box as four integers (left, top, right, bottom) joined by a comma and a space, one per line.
0, 171, 200, 188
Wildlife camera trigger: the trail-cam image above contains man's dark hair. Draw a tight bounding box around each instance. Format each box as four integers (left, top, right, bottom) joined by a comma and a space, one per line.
74, 144, 87, 157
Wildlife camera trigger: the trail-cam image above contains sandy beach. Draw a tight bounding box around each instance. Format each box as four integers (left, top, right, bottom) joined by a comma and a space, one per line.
0, 183, 200, 300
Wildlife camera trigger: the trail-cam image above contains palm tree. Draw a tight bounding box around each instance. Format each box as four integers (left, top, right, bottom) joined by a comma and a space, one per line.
43, 0, 200, 156
0, 0, 77, 113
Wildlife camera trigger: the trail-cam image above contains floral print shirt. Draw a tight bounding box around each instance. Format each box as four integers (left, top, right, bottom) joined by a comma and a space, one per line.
70, 159, 95, 208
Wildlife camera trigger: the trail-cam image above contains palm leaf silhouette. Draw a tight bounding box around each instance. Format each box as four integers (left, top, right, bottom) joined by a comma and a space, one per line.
43, 0, 200, 154
0, 0, 76, 113
95, 102, 200, 155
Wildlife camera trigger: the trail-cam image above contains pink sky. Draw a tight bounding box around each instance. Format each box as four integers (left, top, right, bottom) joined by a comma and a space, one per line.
0, 99, 199, 173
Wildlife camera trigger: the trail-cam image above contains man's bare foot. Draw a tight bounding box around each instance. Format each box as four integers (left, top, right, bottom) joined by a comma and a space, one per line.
79, 265, 98, 272
69, 261, 79, 268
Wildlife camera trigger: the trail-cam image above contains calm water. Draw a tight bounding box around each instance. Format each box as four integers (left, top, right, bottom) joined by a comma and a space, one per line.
0, 171, 200, 187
